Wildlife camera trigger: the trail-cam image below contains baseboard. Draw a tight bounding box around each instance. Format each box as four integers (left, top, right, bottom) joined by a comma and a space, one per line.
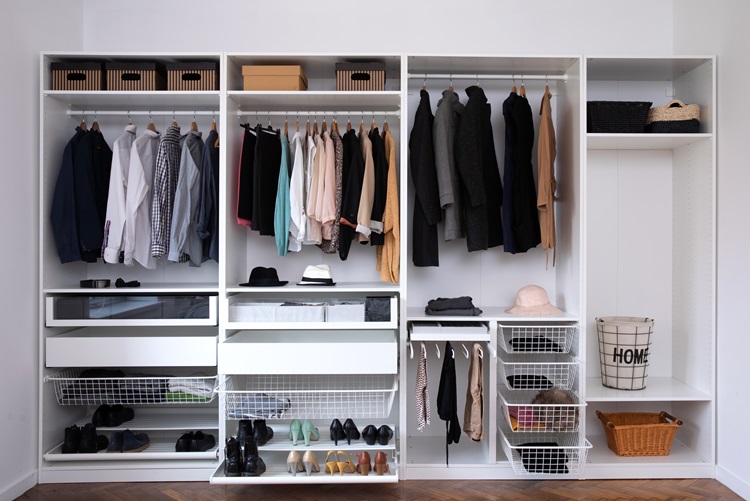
0, 471, 37, 501
716, 465, 750, 500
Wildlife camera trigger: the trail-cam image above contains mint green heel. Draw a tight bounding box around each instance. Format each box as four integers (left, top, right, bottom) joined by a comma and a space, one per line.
288, 419, 302, 445
302, 419, 320, 446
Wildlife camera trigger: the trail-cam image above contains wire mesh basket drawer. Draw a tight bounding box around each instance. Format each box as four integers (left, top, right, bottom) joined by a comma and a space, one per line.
46, 368, 217, 405
499, 389, 585, 433
219, 374, 397, 420
498, 354, 580, 391
498, 324, 577, 354
596, 410, 682, 456
499, 429, 591, 475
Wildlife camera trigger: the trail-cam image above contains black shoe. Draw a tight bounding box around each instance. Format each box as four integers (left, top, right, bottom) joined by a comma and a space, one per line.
121, 429, 149, 453
191, 431, 216, 452
91, 405, 110, 427
107, 431, 123, 453
252, 420, 273, 446
224, 437, 241, 477
237, 420, 253, 450
106, 405, 134, 427
176, 431, 194, 452
330, 418, 346, 446
79, 423, 107, 453
377, 425, 394, 445
242, 435, 265, 476
362, 424, 378, 446
61, 424, 81, 454
343, 418, 360, 445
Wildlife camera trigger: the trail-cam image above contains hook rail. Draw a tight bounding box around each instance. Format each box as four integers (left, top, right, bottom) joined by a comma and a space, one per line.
66, 110, 218, 117
408, 72, 567, 81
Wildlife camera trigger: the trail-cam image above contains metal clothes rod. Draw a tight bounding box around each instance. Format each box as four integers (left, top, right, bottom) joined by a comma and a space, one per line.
408, 73, 567, 81
65, 110, 219, 117
236, 110, 400, 118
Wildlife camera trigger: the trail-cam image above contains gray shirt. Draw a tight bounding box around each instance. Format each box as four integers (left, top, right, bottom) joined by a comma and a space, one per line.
433, 89, 465, 241
168, 130, 204, 266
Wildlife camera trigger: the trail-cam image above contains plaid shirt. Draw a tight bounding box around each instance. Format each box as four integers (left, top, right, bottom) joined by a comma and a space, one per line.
151, 125, 182, 259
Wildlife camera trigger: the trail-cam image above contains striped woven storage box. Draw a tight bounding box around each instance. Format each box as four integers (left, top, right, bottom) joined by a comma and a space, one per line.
645, 99, 701, 133
106, 62, 166, 91
51, 62, 104, 91
166, 62, 219, 91
335, 62, 386, 91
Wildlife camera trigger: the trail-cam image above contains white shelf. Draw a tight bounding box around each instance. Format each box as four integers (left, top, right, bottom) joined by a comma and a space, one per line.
230, 422, 397, 452
77, 409, 218, 432
585, 377, 710, 402
227, 91, 402, 111
43, 90, 220, 109
405, 434, 490, 466
44, 283, 219, 294
586, 56, 713, 81
226, 282, 400, 294
587, 133, 712, 150
211, 461, 398, 484
406, 307, 578, 322
44, 437, 218, 462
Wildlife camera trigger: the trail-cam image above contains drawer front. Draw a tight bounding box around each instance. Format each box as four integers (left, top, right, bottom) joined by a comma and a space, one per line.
219, 331, 396, 375
46, 335, 217, 367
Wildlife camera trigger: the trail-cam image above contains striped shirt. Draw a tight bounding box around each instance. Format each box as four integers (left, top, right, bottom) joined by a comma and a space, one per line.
151, 124, 181, 258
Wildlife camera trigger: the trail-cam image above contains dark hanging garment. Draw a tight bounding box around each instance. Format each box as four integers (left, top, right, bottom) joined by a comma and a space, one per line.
437, 341, 461, 465
502, 91, 519, 253
368, 127, 388, 246
409, 89, 441, 266
253, 125, 281, 236
339, 128, 364, 261
510, 95, 541, 252
74, 128, 112, 262
51, 127, 86, 263
237, 124, 256, 227
455, 86, 502, 251
198, 129, 219, 263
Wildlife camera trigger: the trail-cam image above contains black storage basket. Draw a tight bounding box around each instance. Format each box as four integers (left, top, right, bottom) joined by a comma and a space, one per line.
587, 101, 652, 133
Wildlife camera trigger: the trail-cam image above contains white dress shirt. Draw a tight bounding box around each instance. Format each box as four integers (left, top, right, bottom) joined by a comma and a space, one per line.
103, 125, 137, 263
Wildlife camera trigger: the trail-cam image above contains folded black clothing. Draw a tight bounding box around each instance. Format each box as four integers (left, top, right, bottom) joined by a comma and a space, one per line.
79, 369, 126, 378
519, 442, 569, 474
425, 307, 483, 316
426, 296, 477, 312
510, 336, 563, 353
506, 374, 554, 390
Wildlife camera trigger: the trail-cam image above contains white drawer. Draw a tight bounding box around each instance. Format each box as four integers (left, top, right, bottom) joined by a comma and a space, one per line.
219, 330, 397, 375
46, 327, 217, 367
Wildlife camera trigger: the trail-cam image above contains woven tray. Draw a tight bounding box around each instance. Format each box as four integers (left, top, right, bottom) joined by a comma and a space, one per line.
596, 410, 682, 456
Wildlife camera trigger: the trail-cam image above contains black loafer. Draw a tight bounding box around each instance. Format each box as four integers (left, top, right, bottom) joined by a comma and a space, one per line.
175, 431, 194, 452
190, 431, 216, 452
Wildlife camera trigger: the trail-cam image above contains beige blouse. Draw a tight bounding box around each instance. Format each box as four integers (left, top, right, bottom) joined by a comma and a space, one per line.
377, 128, 400, 284
537, 89, 557, 268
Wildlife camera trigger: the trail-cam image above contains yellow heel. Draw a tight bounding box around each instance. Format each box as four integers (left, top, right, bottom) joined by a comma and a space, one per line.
336, 450, 356, 475
324, 450, 338, 476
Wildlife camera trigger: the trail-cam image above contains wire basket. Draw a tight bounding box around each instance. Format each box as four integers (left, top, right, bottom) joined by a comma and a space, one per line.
219, 374, 398, 420
596, 410, 682, 456
499, 428, 592, 475
498, 324, 577, 354
46, 368, 217, 405
498, 389, 585, 433
498, 354, 580, 391
597, 316, 654, 390
587, 101, 652, 133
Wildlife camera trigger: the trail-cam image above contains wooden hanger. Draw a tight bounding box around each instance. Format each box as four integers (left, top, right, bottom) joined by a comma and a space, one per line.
190, 121, 199, 132
284, 118, 289, 138
91, 120, 100, 133
147, 122, 157, 132
370, 114, 377, 133
383, 118, 389, 133
448, 75, 454, 92
312, 119, 319, 137
306, 118, 310, 137
79, 120, 87, 131
331, 117, 339, 133
321, 118, 327, 134
211, 119, 217, 131
295, 118, 300, 133
346, 117, 352, 132
359, 117, 365, 135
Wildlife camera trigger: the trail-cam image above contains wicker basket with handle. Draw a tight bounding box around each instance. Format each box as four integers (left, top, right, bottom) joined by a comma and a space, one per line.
596, 410, 682, 456
646, 99, 701, 133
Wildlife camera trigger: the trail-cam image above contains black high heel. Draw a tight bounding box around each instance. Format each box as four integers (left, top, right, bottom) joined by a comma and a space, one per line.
330, 419, 346, 446
377, 425, 394, 445
343, 418, 360, 445
361, 424, 378, 446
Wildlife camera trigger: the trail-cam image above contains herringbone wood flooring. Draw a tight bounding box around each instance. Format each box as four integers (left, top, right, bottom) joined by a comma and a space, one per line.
17, 479, 743, 501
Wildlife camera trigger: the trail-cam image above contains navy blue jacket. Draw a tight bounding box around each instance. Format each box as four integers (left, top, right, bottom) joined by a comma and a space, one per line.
74, 129, 112, 262
51, 127, 86, 263
198, 129, 220, 262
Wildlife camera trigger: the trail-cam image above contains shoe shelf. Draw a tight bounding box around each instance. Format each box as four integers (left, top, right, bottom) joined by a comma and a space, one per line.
78, 408, 218, 432
497, 426, 592, 477
46, 369, 218, 406
44, 436, 219, 462
497, 323, 579, 355
219, 374, 398, 420
498, 389, 586, 433
226, 422, 398, 452
498, 354, 580, 392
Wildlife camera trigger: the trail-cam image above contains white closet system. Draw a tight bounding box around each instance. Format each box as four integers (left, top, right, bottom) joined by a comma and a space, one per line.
37, 52, 715, 484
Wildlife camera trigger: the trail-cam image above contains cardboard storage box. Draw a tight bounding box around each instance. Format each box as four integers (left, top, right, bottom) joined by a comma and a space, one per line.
106, 62, 166, 91
166, 62, 219, 91
51, 62, 104, 91
242, 65, 307, 91
335, 62, 386, 91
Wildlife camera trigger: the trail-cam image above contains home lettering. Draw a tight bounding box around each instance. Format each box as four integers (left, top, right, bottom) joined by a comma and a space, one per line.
612, 347, 649, 365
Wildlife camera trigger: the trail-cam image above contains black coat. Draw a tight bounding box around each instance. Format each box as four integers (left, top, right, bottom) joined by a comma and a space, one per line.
437, 341, 461, 463
368, 127, 388, 246
510, 95, 541, 252
74, 129, 112, 262
339, 129, 364, 261
501, 92, 518, 253
454, 86, 503, 252
409, 89, 441, 266
252, 125, 281, 236
236, 124, 256, 226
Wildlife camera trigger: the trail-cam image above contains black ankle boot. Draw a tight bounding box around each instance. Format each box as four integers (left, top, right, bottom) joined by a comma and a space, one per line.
237, 420, 253, 450
62, 424, 81, 454
242, 435, 266, 477
252, 420, 273, 446
79, 423, 108, 453
224, 437, 241, 477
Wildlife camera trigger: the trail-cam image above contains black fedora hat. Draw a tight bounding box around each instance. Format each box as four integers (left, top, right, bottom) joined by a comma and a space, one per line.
239, 267, 288, 287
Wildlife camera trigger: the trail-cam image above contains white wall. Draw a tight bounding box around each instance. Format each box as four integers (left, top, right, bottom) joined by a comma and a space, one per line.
674, 2, 750, 498
0, 2, 83, 500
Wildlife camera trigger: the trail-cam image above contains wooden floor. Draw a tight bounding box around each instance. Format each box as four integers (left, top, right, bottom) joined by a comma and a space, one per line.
17, 479, 743, 501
